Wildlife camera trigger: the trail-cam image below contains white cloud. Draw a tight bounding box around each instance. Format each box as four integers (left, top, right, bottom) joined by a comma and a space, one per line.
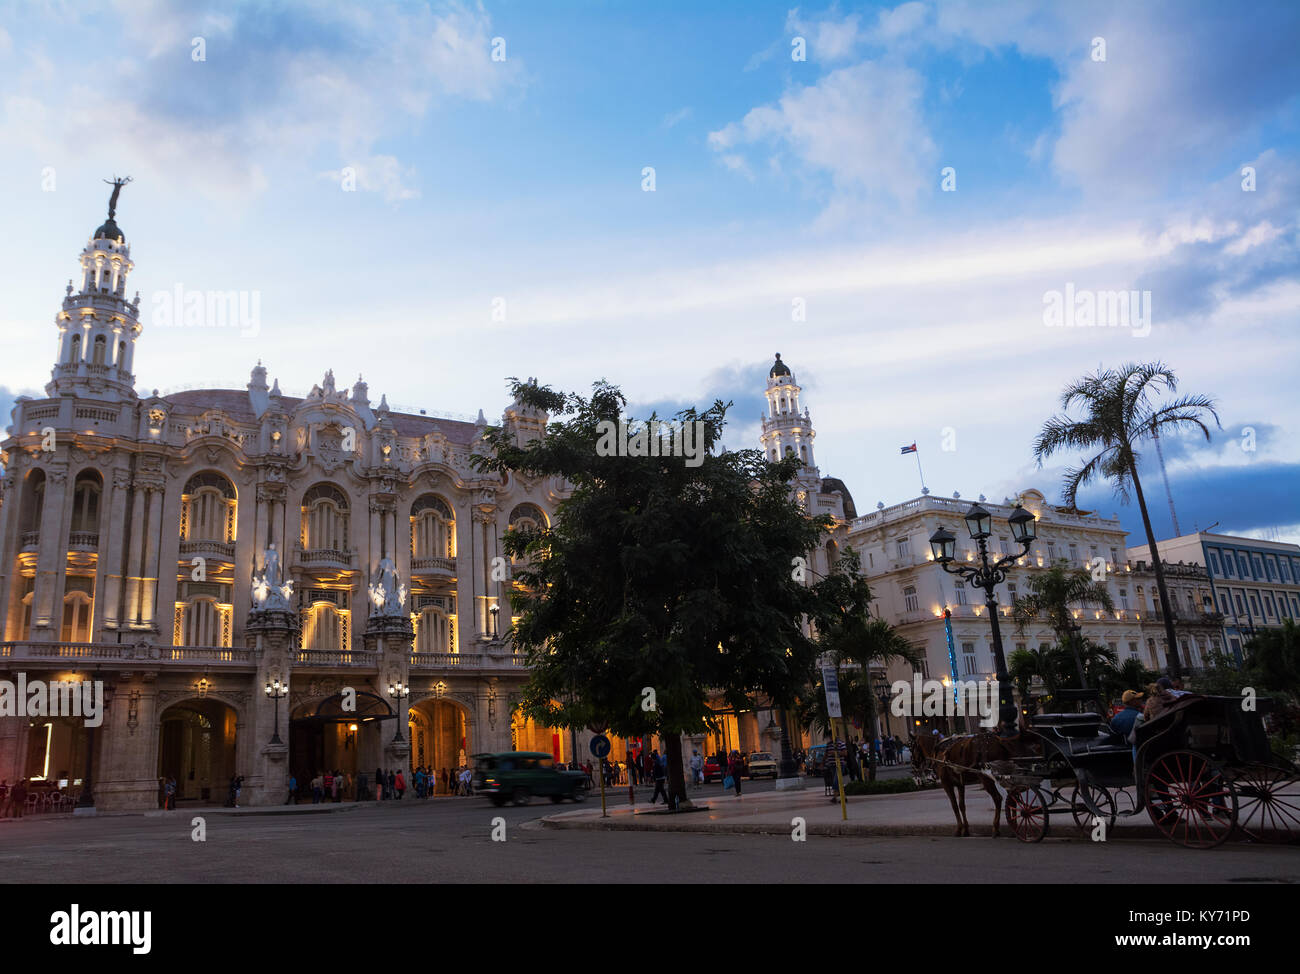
0, 1, 524, 201
709, 60, 935, 213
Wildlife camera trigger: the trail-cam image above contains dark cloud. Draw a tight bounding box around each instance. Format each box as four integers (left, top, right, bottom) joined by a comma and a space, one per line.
1076, 460, 1300, 542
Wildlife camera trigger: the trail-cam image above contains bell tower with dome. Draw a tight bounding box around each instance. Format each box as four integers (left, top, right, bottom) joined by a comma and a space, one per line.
759, 353, 819, 486
47, 176, 142, 402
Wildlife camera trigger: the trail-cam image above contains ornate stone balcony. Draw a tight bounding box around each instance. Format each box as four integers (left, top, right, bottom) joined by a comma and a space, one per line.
179, 538, 236, 561
292, 545, 355, 571
68, 531, 99, 551
410, 555, 456, 576
408, 651, 530, 670
0, 641, 253, 671
292, 648, 373, 668
20, 531, 39, 551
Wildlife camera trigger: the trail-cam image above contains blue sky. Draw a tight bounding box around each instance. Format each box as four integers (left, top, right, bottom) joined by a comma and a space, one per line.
2, 0, 1298, 544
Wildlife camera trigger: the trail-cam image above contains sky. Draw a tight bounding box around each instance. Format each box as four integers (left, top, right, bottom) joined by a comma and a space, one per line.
1, 0, 1298, 546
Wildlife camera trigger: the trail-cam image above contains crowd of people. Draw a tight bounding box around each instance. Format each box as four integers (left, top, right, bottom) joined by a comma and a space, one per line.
283, 765, 478, 803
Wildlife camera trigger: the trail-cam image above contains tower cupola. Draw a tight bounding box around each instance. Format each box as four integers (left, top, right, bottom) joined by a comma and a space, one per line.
48, 177, 142, 401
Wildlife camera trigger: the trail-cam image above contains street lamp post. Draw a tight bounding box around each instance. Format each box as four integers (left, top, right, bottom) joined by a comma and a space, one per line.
388, 681, 410, 743
265, 678, 288, 745
929, 502, 1038, 731
488, 603, 500, 639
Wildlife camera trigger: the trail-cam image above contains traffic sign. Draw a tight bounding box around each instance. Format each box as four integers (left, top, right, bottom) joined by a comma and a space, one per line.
589, 734, 611, 758
822, 665, 843, 720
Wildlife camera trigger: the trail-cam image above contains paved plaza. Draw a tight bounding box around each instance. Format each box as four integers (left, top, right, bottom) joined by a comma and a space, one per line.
3, 777, 1297, 884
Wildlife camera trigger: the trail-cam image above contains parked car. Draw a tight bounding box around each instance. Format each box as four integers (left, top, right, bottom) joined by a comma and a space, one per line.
746, 751, 779, 778
471, 751, 590, 806
702, 757, 722, 783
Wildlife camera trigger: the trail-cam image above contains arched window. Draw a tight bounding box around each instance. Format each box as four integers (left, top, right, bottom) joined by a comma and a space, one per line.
92, 335, 106, 366
21, 469, 46, 533
117, 341, 126, 367
303, 602, 348, 651
416, 606, 451, 653
301, 484, 350, 552
71, 471, 102, 533
61, 592, 93, 643
182, 598, 223, 647
69, 333, 81, 363
410, 495, 455, 559
181, 472, 237, 543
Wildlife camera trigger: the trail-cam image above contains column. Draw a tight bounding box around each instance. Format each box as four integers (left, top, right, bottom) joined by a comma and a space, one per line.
139, 484, 166, 630
154, 480, 185, 642
123, 482, 148, 626
32, 465, 71, 639
96, 468, 132, 634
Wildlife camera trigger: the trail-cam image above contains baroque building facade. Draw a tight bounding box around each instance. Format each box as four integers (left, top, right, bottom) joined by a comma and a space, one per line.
0, 197, 573, 810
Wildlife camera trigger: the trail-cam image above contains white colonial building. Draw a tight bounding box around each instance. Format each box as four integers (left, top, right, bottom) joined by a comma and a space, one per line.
847, 489, 1161, 731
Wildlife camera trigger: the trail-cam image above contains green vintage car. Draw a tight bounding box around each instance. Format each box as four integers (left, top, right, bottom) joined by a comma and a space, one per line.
472, 752, 591, 806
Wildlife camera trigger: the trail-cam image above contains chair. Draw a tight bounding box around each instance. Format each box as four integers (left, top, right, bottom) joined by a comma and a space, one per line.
25, 793, 39, 814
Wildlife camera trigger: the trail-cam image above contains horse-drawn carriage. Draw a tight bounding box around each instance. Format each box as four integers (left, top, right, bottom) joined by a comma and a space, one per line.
995, 694, 1300, 848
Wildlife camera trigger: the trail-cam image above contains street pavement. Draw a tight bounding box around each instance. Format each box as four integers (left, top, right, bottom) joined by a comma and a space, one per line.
1, 770, 1297, 883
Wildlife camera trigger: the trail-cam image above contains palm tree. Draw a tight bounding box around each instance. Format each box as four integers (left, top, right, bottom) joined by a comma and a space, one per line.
1011, 560, 1115, 687
802, 615, 920, 780
1101, 657, 1157, 703
1033, 362, 1220, 679
1008, 645, 1061, 712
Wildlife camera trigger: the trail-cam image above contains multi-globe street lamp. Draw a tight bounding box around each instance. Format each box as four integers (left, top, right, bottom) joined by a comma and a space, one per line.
265, 678, 288, 745
388, 681, 410, 743
928, 502, 1038, 731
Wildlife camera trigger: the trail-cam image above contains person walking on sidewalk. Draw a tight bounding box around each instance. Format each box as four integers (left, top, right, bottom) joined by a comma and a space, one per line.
727, 751, 745, 798
650, 750, 668, 804
286, 774, 297, 804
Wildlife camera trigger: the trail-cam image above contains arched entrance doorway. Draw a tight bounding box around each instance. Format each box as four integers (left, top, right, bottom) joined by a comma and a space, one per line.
157, 699, 237, 804
289, 692, 393, 792
409, 697, 470, 793
511, 705, 568, 763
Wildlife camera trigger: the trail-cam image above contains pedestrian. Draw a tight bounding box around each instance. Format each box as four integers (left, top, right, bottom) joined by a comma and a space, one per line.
286, 774, 297, 805
356, 771, 368, 801
459, 767, 473, 795
333, 769, 343, 802
375, 766, 385, 800
689, 749, 703, 788
387, 769, 396, 800
0, 779, 8, 818
727, 750, 746, 798
650, 750, 668, 804
165, 776, 176, 810
440, 767, 449, 795
395, 769, 406, 800
324, 769, 334, 802
11, 779, 27, 818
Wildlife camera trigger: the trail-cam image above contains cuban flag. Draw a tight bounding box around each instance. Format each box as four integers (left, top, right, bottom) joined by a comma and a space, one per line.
900, 443, 917, 455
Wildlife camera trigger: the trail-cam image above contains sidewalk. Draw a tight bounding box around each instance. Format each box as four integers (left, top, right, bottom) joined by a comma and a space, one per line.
540, 784, 1166, 839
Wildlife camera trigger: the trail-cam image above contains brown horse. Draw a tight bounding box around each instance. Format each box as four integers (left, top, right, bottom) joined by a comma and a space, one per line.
912, 730, 1034, 837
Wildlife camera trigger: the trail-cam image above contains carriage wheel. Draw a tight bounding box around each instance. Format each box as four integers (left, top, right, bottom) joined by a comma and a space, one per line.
1234, 763, 1300, 844
1005, 786, 1049, 843
1070, 784, 1116, 835
1146, 750, 1238, 849
1112, 787, 1137, 816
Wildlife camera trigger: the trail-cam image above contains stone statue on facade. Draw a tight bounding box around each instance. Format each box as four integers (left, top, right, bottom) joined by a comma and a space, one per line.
252, 542, 294, 611
368, 556, 407, 617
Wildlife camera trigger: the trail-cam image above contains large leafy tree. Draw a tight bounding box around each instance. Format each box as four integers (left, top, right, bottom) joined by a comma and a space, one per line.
472, 378, 850, 809
1243, 619, 1300, 703
1033, 362, 1220, 679
1010, 560, 1115, 687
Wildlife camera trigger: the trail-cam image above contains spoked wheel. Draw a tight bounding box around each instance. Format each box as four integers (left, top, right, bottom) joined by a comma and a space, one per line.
1233, 763, 1300, 844
1005, 786, 1049, 843
1146, 750, 1237, 849
1070, 783, 1117, 835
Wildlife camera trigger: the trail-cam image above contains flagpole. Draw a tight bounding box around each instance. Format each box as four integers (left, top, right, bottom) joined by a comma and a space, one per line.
914, 446, 927, 494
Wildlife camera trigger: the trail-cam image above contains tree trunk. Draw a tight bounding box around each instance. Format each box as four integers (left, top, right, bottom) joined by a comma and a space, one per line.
1131, 461, 1183, 680
665, 730, 690, 810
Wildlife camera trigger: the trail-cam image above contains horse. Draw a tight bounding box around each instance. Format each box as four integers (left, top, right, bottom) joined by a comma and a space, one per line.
912, 728, 1035, 837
